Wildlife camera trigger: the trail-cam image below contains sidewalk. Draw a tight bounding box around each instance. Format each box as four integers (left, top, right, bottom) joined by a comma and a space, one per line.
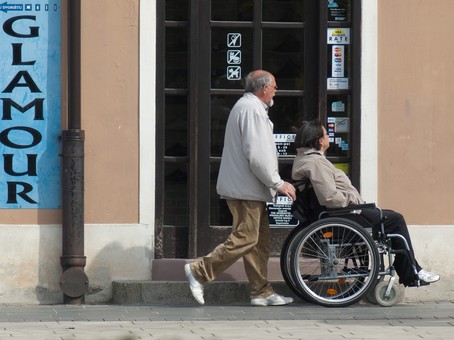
0, 301, 453, 339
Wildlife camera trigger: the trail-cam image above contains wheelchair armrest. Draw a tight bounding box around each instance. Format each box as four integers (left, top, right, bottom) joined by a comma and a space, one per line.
292, 179, 309, 188
321, 203, 380, 220
325, 203, 376, 213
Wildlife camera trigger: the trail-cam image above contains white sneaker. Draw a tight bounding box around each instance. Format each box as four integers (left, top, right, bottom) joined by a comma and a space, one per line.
251, 293, 294, 306
184, 264, 205, 305
418, 269, 440, 284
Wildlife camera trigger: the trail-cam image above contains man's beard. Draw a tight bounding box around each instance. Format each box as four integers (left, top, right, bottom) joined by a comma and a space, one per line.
268, 99, 274, 107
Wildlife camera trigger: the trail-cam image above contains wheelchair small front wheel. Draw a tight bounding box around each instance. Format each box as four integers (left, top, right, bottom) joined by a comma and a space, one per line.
374, 281, 401, 307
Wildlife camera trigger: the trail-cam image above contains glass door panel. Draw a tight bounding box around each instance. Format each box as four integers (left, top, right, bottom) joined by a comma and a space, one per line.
263, 0, 304, 22
211, 95, 241, 157
269, 96, 305, 136
164, 163, 188, 225
211, 28, 253, 89
165, 95, 188, 157
263, 29, 304, 90
211, 0, 253, 21
165, 28, 189, 89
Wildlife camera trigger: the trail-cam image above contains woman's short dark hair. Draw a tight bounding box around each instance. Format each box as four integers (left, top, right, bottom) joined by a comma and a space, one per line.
294, 120, 324, 150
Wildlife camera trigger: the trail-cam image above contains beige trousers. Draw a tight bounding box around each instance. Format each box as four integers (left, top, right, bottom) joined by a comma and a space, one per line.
191, 199, 274, 298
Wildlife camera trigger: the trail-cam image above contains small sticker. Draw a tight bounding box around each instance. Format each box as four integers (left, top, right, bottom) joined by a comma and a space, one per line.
331, 45, 344, 77
327, 28, 350, 45
327, 78, 348, 90
332, 101, 345, 112
227, 50, 241, 64
227, 33, 242, 47
227, 66, 241, 80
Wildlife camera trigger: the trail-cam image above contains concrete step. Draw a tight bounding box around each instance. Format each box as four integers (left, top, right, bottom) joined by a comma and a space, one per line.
112, 257, 300, 305
112, 280, 299, 305
151, 258, 284, 281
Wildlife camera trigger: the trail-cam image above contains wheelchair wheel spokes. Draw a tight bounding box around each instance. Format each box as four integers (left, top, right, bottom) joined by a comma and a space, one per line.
290, 218, 379, 307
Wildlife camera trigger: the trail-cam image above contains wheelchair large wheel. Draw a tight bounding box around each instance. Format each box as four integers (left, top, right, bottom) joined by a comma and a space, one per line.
288, 217, 380, 307
280, 224, 311, 299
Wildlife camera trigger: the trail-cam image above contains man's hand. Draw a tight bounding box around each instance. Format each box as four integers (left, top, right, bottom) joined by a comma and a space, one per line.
278, 181, 296, 201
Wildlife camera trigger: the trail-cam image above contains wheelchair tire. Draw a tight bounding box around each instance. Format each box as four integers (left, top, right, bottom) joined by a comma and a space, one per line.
287, 217, 380, 307
374, 281, 402, 307
280, 224, 310, 299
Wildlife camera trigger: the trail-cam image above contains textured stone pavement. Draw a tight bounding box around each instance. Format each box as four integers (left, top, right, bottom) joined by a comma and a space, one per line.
0, 301, 453, 339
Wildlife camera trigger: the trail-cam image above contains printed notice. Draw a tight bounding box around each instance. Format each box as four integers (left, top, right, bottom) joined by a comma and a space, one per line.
274, 134, 296, 157
267, 196, 300, 227
327, 77, 349, 90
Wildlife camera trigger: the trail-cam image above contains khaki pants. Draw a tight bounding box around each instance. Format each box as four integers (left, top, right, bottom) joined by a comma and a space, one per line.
191, 199, 274, 298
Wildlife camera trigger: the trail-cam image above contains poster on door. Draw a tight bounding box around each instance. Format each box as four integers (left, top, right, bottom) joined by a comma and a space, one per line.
267, 196, 300, 228
274, 133, 296, 157
0, 1, 62, 208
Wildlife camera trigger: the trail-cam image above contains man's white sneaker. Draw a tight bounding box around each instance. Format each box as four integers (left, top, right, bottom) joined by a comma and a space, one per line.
418, 269, 440, 284
184, 264, 205, 305
251, 293, 294, 306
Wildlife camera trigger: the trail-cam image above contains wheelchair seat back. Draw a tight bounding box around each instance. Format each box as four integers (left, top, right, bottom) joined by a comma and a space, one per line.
291, 178, 378, 231
291, 178, 325, 225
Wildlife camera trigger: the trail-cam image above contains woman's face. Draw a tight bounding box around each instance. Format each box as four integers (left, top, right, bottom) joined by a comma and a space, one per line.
319, 126, 330, 152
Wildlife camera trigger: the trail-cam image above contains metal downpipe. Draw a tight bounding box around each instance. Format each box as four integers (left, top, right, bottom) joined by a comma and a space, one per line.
59, 0, 88, 305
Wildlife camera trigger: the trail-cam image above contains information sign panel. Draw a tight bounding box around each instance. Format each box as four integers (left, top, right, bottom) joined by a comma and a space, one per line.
0, 1, 62, 208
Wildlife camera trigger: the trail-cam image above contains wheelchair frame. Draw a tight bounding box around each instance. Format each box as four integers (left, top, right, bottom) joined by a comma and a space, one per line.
280, 179, 420, 307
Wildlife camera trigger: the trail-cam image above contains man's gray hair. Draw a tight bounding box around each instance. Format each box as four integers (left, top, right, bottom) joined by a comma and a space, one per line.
244, 72, 272, 93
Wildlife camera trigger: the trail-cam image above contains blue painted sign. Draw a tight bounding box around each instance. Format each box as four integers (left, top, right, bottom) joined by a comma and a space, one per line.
0, 1, 61, 208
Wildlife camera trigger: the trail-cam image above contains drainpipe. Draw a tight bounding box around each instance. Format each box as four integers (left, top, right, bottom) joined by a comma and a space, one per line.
59, 0, 88, 305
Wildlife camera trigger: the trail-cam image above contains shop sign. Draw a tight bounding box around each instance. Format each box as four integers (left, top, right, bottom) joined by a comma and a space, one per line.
0, 1, 62, 208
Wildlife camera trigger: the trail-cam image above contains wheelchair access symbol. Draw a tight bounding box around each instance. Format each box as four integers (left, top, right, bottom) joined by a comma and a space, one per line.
227, 66, 241, 80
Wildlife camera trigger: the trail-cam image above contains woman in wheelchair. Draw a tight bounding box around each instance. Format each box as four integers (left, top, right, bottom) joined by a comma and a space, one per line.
291, 120, 439, 287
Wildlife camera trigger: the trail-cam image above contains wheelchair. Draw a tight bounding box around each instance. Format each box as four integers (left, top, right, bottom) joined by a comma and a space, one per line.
280, 179, 420, 307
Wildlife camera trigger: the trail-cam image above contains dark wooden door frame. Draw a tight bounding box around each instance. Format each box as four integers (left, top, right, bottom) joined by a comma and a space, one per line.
154, 0, 362, 259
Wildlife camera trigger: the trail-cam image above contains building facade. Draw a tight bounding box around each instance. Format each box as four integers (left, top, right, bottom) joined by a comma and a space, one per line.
0, 0, 452, 304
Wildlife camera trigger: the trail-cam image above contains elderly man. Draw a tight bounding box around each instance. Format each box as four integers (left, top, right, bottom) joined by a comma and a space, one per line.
184, 70, 296, 306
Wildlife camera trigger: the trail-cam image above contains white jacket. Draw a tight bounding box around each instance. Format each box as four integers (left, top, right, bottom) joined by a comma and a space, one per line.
216, 93, 283, 202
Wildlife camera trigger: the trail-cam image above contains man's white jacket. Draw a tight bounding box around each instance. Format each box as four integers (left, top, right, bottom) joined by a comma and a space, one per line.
216, 93, 283, 202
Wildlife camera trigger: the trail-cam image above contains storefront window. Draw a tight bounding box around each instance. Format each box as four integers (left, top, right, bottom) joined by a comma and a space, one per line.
263, 0, 304, 22
211, 0, 253, 21
263, 29, 304, 90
